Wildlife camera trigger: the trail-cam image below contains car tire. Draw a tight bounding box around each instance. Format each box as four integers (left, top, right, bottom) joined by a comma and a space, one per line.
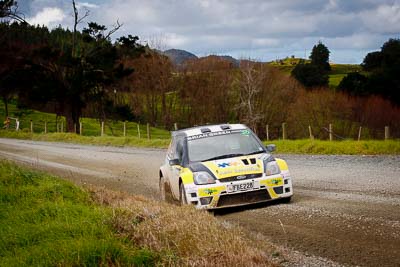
159, 176, 166, 201
179, 183, 188, 205
281, 196, 292, 203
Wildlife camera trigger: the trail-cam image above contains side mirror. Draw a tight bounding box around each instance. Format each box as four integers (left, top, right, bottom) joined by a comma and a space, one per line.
266, 144, 276, 152
169, 158, 180, 166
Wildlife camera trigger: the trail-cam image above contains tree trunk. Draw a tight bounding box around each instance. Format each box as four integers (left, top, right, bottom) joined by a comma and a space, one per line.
2, 96, 9, 119
64, 105, 81, 134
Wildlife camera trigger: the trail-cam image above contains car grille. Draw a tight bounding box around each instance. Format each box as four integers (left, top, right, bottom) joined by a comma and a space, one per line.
217, 189, 271, 207
219, 173, 262, 182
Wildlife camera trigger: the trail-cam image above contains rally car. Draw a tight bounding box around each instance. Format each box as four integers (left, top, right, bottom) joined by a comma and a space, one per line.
159, 124, 293, 209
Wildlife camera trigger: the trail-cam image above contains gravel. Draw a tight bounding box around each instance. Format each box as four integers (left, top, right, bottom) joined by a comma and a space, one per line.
1, 138, 399, 267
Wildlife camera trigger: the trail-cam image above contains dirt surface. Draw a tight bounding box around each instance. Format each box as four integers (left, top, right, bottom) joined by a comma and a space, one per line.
1, 138, 399, 267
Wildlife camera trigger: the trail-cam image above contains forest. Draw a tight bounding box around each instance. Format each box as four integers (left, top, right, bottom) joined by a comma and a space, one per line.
1, 0, 400, 139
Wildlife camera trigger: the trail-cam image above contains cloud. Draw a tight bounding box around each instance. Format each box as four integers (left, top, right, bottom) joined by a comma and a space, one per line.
21, 0, 400, 63
27, 7, 66, 27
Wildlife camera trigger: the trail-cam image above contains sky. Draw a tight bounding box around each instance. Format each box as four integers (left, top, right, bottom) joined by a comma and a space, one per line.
16, 0, 400, 64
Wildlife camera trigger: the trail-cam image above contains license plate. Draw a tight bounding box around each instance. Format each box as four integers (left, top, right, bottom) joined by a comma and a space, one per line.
227, 181, 254, 193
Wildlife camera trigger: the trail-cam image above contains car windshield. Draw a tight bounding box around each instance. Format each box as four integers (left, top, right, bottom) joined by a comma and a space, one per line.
187, 131, 265, 162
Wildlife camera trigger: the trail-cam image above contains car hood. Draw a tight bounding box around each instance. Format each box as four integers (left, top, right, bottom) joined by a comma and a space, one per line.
189, 154, 269, 180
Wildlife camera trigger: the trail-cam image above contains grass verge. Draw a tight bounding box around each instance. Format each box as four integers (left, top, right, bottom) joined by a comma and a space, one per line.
0, 131, 170, 149
268, 139, 400, 155
0, 161, 274, 266
1, 130, 399, 154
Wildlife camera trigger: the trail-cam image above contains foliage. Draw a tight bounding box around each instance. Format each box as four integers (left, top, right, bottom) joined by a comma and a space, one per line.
356, 38, 400, 105
1, 12, 144, 132
337, 72, 368, 95
291, 63, 328, 87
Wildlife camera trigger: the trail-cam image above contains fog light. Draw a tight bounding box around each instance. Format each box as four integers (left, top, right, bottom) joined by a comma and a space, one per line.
200, 197, 213, 205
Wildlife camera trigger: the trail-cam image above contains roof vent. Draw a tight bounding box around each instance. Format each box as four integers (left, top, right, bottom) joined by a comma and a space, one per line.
220, 125, 231, 130
200, 128, 211, 133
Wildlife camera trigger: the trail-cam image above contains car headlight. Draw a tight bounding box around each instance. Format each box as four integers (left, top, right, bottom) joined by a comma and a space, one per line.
193, 171, 216, 185
265, 161, 280, 176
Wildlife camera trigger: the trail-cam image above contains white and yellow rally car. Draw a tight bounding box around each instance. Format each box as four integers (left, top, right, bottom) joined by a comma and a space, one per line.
159, 124, 293, 209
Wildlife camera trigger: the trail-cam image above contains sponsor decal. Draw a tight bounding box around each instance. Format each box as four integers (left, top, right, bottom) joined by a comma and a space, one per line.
187, 129, 247, 141
271, 179, 280, 185
204, 188, 218, 195
217, 161, 241, 168
236, 175, 247, 180
219, 166, 260, 176
241, 129, 251, 135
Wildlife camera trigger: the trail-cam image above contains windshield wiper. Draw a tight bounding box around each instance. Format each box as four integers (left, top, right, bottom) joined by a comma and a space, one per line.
202, 153, 245, 162
245, 150, 265, 155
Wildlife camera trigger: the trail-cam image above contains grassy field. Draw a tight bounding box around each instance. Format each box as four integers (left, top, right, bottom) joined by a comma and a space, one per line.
0, 161, 274, 266
269, 59, 362, 88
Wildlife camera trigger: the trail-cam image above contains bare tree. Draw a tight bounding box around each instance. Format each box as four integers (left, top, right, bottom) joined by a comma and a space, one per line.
235, 60, 265, 132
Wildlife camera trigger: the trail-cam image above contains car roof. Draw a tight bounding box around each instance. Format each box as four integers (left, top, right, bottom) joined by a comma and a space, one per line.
172, 124, 248, 137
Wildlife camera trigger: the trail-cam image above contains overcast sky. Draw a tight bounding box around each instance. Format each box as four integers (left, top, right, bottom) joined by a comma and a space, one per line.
17, 0, 400, 63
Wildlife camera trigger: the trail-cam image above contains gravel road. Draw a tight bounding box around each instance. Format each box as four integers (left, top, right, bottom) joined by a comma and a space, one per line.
1, 138, 399, 267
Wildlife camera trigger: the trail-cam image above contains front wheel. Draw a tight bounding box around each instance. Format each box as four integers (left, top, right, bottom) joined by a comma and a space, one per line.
159, 176, 166, 201
281, 196, 292, 203
179, 183, 188, 205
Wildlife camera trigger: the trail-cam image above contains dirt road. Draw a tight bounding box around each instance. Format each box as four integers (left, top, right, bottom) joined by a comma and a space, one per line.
1, 138, 399, 266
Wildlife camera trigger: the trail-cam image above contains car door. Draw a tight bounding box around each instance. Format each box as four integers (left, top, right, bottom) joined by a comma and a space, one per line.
167, 136, 185, 199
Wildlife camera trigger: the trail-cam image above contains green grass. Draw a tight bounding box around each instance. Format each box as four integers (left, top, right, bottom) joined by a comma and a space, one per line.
267, 139, 400, 155
329, 74, 346, 88
1, 130, 398, 154
269, 60, 361, 88
0, 161, 162, 266
0, 161, 273, 266
0, 131, 171, 148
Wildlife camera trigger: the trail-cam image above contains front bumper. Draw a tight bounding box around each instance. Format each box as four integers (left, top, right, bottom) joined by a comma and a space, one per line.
183, 170, 293, 209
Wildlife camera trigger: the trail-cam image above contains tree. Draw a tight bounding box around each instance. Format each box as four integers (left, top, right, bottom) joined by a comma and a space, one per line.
361, 51, 382, 71
337, 72, 368, 96
361, 38, 400, 105
0, 0, 26, 22
5, 2, 144, 132
310, 41, 331, 71
291, 63, 328, 88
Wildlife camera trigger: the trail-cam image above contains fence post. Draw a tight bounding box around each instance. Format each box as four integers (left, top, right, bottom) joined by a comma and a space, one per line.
101, 121, 104, 136
61, 121, 63, 133
137, 123, 141, 139
123, 121, 126, 137
329, 124, 333, 141
385, 126, 390, 140
358, 126, 362, 141
147, 123, 151, 140
282, 123, 287, 140
79, 122, 82, 135
308, 125, 314, 140
30, 120, 33, 133
74, 123, 77, 134
174, 122, 178, 131
44, 121, 47, 134
266, 124, 269, 141
56, 122, 59, 133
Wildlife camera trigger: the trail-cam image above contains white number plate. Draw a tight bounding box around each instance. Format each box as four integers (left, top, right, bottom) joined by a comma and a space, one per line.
227, 181, 254, 193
